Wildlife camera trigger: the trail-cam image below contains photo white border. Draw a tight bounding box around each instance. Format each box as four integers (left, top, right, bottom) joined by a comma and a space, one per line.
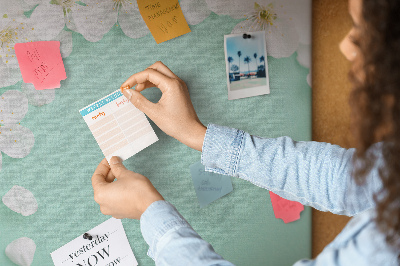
224, 31, 270, 100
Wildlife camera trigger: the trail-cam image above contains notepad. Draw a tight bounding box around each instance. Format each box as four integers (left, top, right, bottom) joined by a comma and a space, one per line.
79, 90, 158, 162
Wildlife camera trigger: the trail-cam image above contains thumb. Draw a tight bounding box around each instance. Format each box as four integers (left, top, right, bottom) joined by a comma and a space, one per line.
122, 89, 155, 115
109, 156, 129, 178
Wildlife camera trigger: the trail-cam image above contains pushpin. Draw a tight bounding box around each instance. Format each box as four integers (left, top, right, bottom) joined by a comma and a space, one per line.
242, 33, 252, 39
83, 233, 93, 240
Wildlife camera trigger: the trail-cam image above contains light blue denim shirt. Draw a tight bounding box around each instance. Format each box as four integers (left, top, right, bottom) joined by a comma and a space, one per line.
140, 124, 399, 265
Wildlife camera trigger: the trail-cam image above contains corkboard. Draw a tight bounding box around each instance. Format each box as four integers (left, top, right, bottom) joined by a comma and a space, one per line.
312, 0, 354, 257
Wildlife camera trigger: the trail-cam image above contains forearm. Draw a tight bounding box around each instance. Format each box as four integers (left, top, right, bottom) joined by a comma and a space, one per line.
140, 200, 234, 265
201, 124, 381, 216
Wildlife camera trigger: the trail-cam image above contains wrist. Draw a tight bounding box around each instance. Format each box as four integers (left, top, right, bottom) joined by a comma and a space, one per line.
186, 123, 207, 151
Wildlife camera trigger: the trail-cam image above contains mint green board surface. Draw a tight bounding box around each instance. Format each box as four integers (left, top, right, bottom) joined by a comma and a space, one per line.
0, 13, 311, 265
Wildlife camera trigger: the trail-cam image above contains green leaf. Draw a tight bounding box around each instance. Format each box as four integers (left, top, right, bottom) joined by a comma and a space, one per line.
75, 1, 87, 6
3, 14, 8, 18
50, 0, 58, 5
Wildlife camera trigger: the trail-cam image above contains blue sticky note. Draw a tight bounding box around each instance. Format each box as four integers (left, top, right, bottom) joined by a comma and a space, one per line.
190, 161, 233, 208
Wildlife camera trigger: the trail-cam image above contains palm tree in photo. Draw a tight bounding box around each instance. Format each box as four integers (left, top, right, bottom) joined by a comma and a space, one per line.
227, 56, 233, 73
244, 56, 251, 78
260, 55, 266, 71
237, 51, 242, 77
253, 53, 258, 72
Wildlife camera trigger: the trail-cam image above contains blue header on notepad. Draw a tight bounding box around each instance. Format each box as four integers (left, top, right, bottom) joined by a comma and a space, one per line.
80, 91, 123, 116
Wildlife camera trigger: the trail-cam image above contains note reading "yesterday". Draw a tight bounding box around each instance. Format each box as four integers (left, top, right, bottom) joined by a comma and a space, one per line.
79, 90, 158, 162
51, 218, 138, 266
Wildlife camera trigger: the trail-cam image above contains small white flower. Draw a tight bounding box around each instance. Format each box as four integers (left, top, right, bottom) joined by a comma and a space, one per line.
207, 0, 311, 58
0, 90, 35, 172
231, 1, 298, 58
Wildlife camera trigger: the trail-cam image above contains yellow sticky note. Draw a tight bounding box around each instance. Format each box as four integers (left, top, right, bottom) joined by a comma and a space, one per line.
137, 0, 191, 44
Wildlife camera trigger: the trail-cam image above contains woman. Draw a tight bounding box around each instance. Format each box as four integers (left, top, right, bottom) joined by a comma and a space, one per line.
91, 0, 400, 264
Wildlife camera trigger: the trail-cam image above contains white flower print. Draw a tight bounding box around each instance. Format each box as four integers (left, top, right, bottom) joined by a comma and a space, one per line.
72, 0, 149, 42
0, 90, 35, 172
207, 0, 310, 58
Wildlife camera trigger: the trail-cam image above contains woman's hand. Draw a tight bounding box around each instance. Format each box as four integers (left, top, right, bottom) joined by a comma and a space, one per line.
120, 61, 206, 151
91, 157, 164, 219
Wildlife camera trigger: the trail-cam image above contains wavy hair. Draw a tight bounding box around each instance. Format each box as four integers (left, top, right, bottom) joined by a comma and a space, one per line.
350, 0, 400, 251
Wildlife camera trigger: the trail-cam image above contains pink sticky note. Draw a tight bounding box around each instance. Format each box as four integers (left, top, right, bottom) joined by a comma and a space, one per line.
14, 41, 67, 90
269, 191, 304, 223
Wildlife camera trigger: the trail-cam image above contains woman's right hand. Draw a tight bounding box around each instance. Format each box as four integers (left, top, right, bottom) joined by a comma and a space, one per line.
120, 61, 207, 151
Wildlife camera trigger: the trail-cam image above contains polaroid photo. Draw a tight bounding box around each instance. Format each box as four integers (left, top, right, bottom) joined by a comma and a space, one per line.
224, 31, 270, 100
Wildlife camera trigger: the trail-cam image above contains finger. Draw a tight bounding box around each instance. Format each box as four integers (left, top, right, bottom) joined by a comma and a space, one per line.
147, 61, 178, 79
122, 89, 158, 116
120, 68, 173, 94
136, 81, 157, 92
105, 169, 116, 183
109, 156, 131, 178
92, 159, 111, 189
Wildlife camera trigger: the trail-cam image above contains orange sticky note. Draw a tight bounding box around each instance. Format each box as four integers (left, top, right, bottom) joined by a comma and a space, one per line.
269, 191, 304, 223
14, 41, 66, 90
137, 0, 191, 44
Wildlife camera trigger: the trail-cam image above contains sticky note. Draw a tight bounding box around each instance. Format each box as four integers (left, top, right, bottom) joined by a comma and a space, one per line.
190, 161, 233, 208
51, 218, 138, 266
269, 191, 304, 223
137, 0, 191, 44
14, 41, 66, 90
79, 90, 158, 162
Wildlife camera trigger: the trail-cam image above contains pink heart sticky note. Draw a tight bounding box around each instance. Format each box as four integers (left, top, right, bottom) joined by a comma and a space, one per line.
269, 191, 304, 223
14, 41, 67, 90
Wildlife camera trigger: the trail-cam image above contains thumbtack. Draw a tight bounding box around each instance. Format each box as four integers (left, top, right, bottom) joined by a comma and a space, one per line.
242, 33, 252, 39
83, 233, 94, 240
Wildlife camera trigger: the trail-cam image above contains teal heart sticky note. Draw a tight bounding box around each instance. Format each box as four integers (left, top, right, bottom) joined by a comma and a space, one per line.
190, 161, 233, 208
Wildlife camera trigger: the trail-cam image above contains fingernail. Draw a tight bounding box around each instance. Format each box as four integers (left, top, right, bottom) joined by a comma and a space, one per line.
121, 85, 129, 92
110, 156, 122, 165
124, 89, 133, 100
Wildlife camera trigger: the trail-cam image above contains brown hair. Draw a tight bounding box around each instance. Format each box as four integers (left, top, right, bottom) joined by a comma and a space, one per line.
350, 0, 400, 251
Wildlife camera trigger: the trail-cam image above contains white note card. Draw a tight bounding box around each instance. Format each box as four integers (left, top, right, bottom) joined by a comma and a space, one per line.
79, 89, 158, 162
51, 218, 138, 266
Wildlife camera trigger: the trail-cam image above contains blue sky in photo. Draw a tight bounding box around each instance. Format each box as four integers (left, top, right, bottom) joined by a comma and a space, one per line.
226, 31, 266, 73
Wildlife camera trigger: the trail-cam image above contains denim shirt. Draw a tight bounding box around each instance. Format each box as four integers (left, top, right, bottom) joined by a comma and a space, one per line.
140, 124, 399, 265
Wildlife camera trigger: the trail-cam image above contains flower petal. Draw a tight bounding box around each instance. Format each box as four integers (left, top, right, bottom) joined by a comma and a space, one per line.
2, 185, 38, 216
205, 0, 251, 19
278, 0, 311, 45
5, 237, 36, 266
29, 3, 65, 40
71, 1, 117, 42
0, 18, 37, 69
0, 90, 28, 124
0, 60, 22, 88
53, 30, 72, 58
21, 82, 55, 106
296, 43, 311, 68
0, 124, 34, 159
118, 7, 149, 39
180, 0, 211, 25
0, 1, 24, 19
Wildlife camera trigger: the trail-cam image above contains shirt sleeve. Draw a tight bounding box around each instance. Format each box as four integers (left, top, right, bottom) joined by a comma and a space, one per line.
201, 124, 383, 216
140, 200, 235, 266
